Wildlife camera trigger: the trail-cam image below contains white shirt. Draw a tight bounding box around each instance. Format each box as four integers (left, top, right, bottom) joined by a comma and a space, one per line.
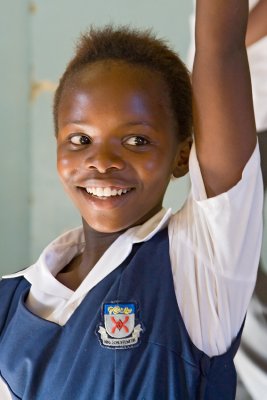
0, 142, 263, 398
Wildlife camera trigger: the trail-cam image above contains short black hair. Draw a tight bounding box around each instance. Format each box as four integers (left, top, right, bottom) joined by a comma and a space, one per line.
53, 25, 192, 141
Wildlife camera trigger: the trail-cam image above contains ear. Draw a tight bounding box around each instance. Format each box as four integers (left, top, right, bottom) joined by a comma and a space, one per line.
172, 138, 192, 178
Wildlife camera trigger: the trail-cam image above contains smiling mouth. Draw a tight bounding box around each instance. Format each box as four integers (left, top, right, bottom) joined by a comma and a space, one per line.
84, 187, 133, 198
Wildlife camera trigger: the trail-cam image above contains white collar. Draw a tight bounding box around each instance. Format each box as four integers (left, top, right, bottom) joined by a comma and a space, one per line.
3, 208, 172, 302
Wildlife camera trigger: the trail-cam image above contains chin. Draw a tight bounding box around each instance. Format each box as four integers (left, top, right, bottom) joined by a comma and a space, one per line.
83, 218, 134, 234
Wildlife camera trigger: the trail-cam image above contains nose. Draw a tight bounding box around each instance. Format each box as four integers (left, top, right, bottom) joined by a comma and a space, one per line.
84, 143, 126, 173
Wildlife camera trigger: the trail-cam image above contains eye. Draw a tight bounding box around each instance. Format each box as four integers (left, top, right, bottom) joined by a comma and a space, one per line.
124, 136, 150, 146
70, 134, 91, 145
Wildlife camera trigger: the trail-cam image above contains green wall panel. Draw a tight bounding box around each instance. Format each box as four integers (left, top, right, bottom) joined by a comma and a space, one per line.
0, 1, 31, 274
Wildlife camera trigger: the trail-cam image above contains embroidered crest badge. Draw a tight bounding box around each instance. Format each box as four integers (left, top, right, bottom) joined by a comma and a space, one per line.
97, 302, 143, 349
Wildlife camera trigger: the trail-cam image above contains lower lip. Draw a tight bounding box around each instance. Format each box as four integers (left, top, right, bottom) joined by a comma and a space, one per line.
79, 188, 135, 209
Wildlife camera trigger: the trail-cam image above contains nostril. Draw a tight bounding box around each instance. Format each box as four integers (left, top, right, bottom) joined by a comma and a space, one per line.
85, 155, 125, 173
88, 165, 121, 174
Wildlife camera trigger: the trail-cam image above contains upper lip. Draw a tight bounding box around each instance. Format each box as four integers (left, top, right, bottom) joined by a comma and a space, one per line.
76, 179, 136, 190
72, 171, 138, 190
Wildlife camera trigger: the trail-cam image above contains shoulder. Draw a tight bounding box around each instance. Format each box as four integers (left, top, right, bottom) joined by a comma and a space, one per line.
188, 140, 262, 202
0, 276, 27, 297
0, 277, 29, 334
168, 142, 262, 277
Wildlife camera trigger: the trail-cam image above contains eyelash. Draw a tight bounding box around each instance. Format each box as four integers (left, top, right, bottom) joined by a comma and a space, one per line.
124, 136, 150, 146
69, 134, 150, 147
70, 134, 91, 145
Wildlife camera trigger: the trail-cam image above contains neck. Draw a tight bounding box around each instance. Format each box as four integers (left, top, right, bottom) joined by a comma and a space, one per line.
56, 220, 127, 290
81, 219, 126, 269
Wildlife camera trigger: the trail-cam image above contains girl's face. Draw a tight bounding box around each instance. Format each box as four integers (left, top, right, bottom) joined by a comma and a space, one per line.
57, 61, 187, 233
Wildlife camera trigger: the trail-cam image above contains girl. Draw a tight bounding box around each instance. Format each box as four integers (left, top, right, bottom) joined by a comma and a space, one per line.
0, 0, 263, 398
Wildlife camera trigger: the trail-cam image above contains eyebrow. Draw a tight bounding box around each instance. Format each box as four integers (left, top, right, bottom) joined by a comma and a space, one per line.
62, 120, 157, 130
121, 121, 157, 130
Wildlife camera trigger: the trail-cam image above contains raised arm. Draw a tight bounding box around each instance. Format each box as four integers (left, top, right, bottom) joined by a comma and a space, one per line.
192, 0, 256, 197
246, 0, 267, 46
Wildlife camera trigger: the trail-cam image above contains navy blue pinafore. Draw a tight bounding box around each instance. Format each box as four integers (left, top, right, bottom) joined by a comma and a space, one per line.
0, 229, 242, 399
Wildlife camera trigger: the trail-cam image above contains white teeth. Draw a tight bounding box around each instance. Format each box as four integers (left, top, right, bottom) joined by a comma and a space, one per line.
85, 187, 131, 198
103, 187, 111, 197
96, 188, 103, 197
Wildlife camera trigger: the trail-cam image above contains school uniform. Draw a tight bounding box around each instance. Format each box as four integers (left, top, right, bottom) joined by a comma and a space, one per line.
0, 142, 263, 399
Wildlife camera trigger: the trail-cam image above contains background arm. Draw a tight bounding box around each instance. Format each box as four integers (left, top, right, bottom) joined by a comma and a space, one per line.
246, 0, 267, 46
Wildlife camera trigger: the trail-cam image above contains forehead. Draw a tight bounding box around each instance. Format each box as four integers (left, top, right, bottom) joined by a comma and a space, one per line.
58, 61, 175, 128
67, 60, 168, 95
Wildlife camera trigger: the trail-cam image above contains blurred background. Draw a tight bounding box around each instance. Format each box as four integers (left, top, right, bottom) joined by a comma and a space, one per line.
0, 0, 192, 274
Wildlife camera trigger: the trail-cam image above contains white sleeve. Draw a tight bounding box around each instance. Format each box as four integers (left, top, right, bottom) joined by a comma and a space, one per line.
0, 377, 12, 400
168, 141, 263, 357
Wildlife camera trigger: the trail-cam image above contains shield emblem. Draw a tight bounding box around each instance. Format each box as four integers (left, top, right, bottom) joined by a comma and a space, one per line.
96, 301, 144, 349
97, 301, 143, 349
104, 303, 135, 338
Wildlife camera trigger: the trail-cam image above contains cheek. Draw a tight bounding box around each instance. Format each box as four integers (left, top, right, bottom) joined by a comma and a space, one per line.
139, 150, 175, 179
57, 150, 78, 182
141, 159, 157, 173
